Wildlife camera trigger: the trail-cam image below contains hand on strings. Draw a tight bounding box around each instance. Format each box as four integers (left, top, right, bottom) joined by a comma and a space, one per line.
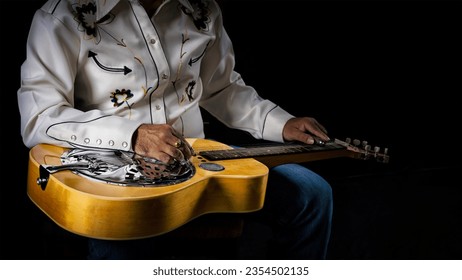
132, 123, 194, 164
282, 117, 330, 145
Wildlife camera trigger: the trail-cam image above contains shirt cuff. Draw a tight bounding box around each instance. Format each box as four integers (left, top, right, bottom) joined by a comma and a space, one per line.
262, 106, 295, 143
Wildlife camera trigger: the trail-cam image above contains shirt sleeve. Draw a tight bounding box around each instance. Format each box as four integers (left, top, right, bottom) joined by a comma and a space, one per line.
198, 2, 294, 143
17, 8, 141, 151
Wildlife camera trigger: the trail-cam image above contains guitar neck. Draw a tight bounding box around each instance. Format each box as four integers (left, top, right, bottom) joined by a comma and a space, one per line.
198, 140, 357, 168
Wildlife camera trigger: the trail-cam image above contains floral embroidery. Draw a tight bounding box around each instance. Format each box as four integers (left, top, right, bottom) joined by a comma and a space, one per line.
110, 89, 134, 108
73, 1, 115, 44
181, 0, 210, 31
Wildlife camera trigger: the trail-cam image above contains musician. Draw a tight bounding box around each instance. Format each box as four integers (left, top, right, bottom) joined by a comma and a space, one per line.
17, 0, 333, 259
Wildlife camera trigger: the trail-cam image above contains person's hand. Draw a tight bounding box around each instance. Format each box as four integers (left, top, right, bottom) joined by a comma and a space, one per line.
282, 117, 330, 145
132, 123, 194, 164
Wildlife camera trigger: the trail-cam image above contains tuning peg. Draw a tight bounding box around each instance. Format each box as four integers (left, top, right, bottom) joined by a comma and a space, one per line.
363, 145, 372, 160
374, 146, 380, 153
375, 147, 389, 163
345, 138, 351, 144
353, 139, 361, 146
361, 140, 368, 147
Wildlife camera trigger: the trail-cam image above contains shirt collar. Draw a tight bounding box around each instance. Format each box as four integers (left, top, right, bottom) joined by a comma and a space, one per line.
91, 0, 195, 21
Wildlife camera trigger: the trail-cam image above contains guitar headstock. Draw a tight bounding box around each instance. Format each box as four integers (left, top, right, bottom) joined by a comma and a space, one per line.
334, 138, 390, 163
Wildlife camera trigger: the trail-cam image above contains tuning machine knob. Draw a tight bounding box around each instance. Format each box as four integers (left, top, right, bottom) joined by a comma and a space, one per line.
342, 137, 390, 163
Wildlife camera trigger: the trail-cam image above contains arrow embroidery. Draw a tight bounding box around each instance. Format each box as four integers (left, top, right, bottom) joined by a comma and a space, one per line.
88, 51, 132, 75
188, 41, 210, 66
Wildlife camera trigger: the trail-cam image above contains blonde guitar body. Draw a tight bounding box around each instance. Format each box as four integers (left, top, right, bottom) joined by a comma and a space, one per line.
27, 137, 388, 240
27, 139, 268, 240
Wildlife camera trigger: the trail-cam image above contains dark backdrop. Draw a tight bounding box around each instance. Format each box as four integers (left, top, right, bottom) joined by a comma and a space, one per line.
1, 0, 461, 260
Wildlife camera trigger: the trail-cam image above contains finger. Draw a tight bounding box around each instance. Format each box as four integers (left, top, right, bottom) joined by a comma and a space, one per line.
173, 138, 182, 148
169, 142, 193, 163
167, 127, 184, 146
180, 138, 195, 157
174, 148, 185, 162
305, 120, 329, 141
290, 130, 316, 145
171, 134, 195, 159
310, 129, 330, 141
156, 152, 174, 164
161, 145, 184, 164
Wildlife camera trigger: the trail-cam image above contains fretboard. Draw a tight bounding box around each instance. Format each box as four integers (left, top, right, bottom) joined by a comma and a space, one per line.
199, 141, 346, 161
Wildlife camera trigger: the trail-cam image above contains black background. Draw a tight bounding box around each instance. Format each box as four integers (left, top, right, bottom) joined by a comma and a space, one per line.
1, 0, 461, 260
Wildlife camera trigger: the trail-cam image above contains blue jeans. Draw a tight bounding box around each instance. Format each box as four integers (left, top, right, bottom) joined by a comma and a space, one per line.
87, 163, 333, 259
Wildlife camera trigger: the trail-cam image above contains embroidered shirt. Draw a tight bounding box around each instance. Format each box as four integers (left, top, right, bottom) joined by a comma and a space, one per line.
18, 0, 294, 151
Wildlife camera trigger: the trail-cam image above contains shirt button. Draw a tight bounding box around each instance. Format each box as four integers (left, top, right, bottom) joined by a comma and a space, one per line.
162, 74, 168, 80
84, 138, 90, 144
155, 104, 161, 110
122, 142, 128, 148
71, 135, 77, 141
150, 38, 156, 44
96, 139, 102, 145
108, 140, 115, 146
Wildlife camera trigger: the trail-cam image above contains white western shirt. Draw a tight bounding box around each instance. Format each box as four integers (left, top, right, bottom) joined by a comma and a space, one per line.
18, 0, 294, 151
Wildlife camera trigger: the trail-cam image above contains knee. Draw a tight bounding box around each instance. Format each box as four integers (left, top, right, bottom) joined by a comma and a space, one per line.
298, 175, 333, 213
271, 164, 333, 211
306, 173, 332, 206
